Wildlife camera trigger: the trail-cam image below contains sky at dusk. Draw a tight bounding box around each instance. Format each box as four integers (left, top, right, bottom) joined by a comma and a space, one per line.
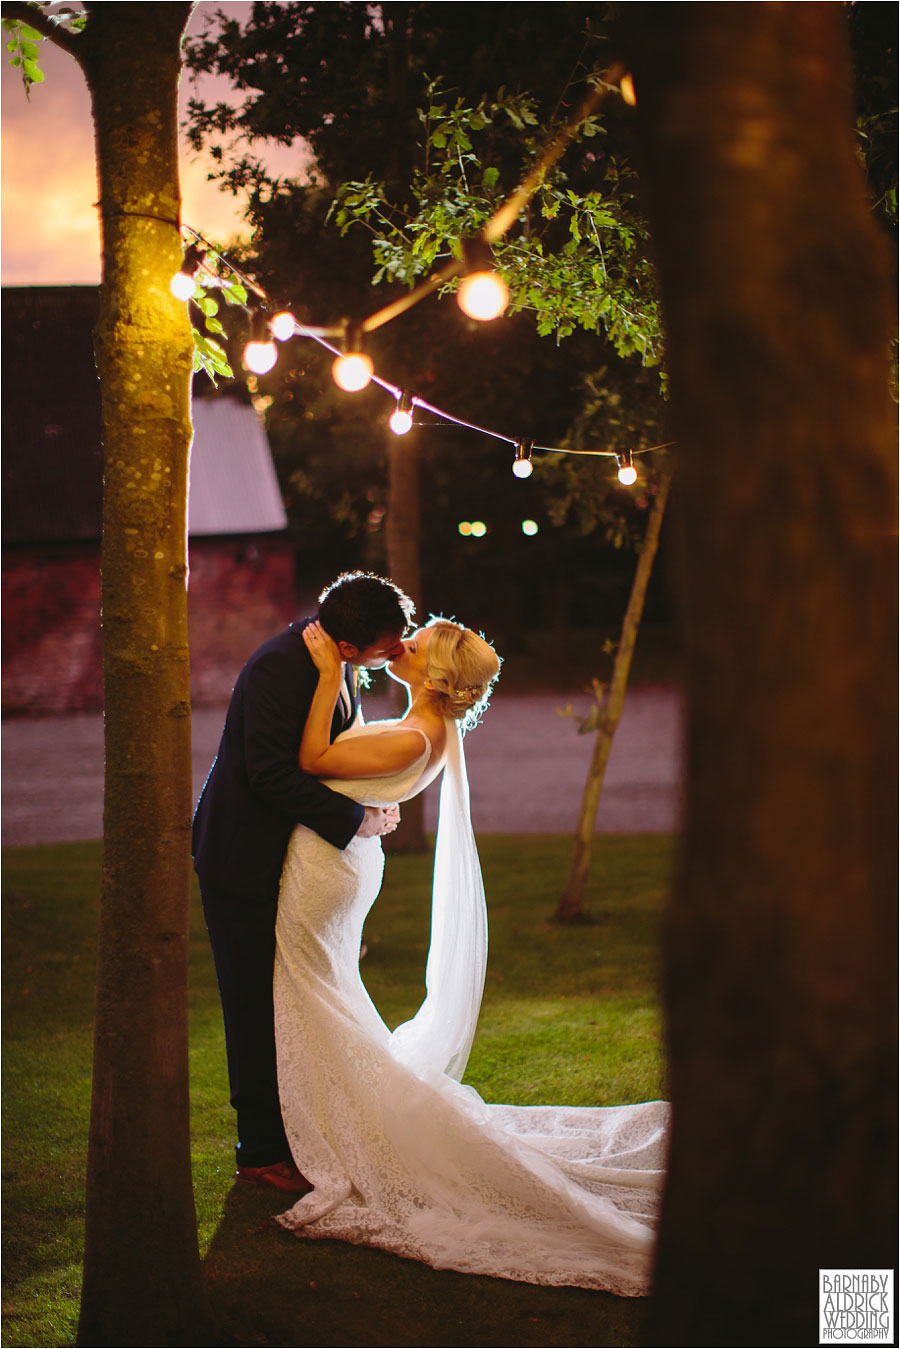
1, 3, 305, 286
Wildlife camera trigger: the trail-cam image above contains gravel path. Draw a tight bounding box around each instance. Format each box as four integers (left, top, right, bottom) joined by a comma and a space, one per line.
1, 690, 684, 847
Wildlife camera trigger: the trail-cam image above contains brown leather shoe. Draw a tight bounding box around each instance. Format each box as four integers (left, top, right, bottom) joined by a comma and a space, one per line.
235, 1160, 311, 1194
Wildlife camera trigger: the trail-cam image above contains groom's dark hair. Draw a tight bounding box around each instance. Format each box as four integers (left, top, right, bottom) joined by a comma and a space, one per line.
317, 571, 415, 650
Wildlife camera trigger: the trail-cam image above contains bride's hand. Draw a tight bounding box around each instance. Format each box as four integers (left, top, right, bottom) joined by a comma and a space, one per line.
303, 621, 344, 680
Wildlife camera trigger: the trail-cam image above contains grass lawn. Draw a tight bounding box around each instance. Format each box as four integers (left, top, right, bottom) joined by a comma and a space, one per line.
2, 834, 672, 1348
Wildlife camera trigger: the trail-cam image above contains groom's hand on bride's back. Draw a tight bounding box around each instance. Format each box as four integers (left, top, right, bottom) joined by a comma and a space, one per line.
358, 805, 401, 838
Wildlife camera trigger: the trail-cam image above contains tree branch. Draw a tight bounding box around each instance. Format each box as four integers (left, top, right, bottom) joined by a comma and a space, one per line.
0, 2, 84, 61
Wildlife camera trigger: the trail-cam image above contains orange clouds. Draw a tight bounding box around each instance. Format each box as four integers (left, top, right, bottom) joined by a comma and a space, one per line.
1, 4, 308, 286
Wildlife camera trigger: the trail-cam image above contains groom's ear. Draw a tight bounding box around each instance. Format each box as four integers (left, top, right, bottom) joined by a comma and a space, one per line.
337, 640, 360, 662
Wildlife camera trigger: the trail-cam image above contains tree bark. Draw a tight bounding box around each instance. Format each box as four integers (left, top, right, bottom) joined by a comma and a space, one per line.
384, 426, 428, 851
555, 469, 671, 921
75, 5, 210, 1344
624, 6, 897, 1344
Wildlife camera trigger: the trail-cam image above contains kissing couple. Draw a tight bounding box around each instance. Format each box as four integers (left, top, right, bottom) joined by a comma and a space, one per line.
193, 570, 668, 1295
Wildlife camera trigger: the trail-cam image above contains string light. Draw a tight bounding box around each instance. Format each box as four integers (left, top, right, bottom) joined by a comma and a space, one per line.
512, 441, 534, 479
171, 55, 677, 489
270, 310, 297, 341
332, 322, 373, 392
458, 521, 473, 536
457, 237, 509, 322
470, 521, 488, 537
243, 310, 278, 375
522, 519, 539, 536
170, 242, 207, 300
616, 450, 638, 486
620, 73, 637, 107
389, 392, 414, 435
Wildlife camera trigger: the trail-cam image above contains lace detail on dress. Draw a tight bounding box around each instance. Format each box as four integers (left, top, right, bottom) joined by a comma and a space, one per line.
273, 719, 668, 1295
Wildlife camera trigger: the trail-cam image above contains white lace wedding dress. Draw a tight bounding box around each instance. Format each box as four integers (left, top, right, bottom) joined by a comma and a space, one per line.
273, 719, 668, 1295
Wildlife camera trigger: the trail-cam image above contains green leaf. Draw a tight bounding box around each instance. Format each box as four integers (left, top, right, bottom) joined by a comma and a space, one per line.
198, 296, 219, 317
482, 165, 499, 190
18, 26, 45, 42
222, 282, 248, 306
23, 61, 43, 83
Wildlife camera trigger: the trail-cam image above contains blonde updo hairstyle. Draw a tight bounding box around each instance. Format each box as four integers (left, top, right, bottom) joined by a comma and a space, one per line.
424, 619, 501, 730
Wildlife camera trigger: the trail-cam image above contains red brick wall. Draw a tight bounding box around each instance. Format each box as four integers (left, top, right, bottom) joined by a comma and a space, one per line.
2, 536, 297, 715
187, 537, 297, 704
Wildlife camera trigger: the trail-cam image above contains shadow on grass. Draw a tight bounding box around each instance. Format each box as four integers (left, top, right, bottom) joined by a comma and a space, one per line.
203, 1185, 648, 1348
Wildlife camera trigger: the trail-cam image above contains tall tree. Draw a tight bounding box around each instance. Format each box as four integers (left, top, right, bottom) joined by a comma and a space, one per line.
3, 3, 208, 1342
622, 5, 897, 1343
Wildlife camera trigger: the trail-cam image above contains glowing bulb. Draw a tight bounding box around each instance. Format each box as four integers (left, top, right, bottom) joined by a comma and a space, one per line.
522, 519, 539, 536
470, 520, 487, 538
170, 270, 197, 301
457, 271, 509, 322
332, 352, 374, 392
513, 458, 533, 479
270, 310, 296, 341
243, 340, 278, 375
617, 464, 638, 486
389, 407, 413, 435
620, 73, 637, 107
458, 521, 473, 536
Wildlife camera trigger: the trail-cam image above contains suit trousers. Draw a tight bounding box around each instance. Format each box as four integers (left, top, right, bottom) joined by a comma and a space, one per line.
201, 881, 291, 1169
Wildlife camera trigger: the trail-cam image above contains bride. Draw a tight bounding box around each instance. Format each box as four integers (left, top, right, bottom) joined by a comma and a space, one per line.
273, 617, 668, 1296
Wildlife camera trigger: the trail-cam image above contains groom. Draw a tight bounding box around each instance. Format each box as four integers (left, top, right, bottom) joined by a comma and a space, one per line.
193, 570, 415, 1193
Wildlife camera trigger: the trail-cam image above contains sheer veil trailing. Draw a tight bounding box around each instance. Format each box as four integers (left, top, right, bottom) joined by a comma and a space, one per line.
389, 720, 487, 1083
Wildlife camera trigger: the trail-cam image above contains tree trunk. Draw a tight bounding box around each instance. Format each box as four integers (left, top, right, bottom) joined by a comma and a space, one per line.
76, 6, 209, 1344
625, 6, 897, 1344
384, 427, 428, 851
555, 469, 671, 921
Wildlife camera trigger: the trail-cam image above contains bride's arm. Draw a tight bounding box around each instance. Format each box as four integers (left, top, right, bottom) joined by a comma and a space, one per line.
300, 623, 427, 778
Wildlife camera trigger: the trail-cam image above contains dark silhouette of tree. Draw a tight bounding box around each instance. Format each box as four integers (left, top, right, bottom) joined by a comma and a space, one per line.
2, 2, 210, 1342
623, 5, 896, 1343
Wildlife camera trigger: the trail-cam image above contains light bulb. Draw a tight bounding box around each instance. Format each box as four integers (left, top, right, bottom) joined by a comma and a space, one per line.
243, 340, 278, 375
617, 464, 638, 486
620, 73, 637, 107
513, 440, 534, 478
458, 521, 473, 536
389, 407, 413, 435
332, 352, 374, 392
270, 310, 296, 341
522, 519, 539, 536
470, 520, 487, 538
457, 271, 509, 322
170, 270, 197, 301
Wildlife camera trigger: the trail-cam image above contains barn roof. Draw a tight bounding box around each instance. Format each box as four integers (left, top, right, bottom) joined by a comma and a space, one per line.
2, 286, 287, 543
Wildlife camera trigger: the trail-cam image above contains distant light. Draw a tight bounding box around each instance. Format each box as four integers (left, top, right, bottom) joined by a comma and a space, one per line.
458, 521, 473, 536
470, 520, 487, 538
457, 271, 509, 322
332, 352, 374, 392
243, 340, 278, 375
522, 519, 539, 536
270, 311, 296, 341
620, 73, 637, 107
170, 270, 197, 301
389, 407, 413, 435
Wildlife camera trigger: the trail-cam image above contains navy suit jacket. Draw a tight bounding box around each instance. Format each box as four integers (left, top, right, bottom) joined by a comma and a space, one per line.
192, 621, 364, 904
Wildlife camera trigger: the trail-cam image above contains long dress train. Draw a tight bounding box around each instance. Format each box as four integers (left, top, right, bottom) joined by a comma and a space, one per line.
273, 719, 668, 1295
